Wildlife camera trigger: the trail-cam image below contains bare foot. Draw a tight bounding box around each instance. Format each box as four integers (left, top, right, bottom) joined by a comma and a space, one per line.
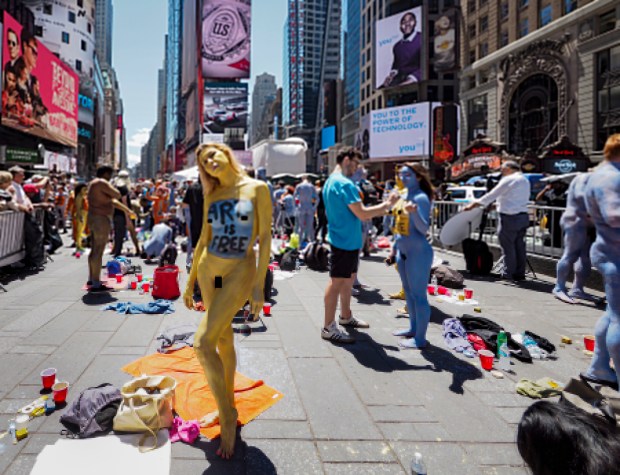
217, 408, 238, 460
199, 411, 219, 428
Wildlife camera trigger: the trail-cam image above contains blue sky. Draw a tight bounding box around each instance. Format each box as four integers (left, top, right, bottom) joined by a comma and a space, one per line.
114, 0, 287, 167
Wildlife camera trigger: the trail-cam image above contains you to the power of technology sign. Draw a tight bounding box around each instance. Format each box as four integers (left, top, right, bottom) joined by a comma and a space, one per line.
368, 103, 430, 160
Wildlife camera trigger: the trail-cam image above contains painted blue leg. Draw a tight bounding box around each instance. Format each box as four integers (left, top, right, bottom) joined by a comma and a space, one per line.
395, 253, 416, 336
399, 245, 432, 349
586, 267, 619, 384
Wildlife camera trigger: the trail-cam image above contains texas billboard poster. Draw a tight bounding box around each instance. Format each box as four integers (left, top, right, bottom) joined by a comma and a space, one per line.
202, 0, 251, 79
203, 82, 248, 134
1, 12, 79, 148
375, 6, 424, 89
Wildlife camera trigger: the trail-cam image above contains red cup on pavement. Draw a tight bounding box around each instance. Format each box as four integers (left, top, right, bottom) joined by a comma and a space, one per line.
427, 285, 436, 296
437, 286, 447, 295
584, 335, 595, 352
136, 274, 143, 282
130, 281, 137, 290
40, 368, 57, 389
464, 288, 473, 299
115, 274, 123, 284
75, 252, 81, 259
268, 264, 274, 272
52, 382, 69, 403
263, 303, 272, 316
142, 282, 150, 293
478, 350, 495, 371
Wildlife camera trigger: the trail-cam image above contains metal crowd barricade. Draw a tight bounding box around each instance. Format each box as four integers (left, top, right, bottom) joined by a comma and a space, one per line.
0, 211, 26, 267
431, 201, 567, 260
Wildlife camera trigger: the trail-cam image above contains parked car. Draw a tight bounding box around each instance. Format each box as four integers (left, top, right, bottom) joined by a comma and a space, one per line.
445, 186, 487, 204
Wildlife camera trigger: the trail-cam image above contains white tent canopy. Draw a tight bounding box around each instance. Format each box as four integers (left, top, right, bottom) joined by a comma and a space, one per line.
171, 166, 199, 182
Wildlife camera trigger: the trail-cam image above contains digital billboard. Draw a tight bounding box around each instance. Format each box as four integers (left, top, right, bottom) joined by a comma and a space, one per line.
433, 9, 458, 73
1, 12, 79, 148
203, 82, 248, 134
375, 7, 424, 89
368, 102, 431, 159
201, 0, 251, 79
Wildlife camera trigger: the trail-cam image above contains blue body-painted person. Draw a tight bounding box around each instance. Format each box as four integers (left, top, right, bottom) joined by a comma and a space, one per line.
581, 134, 620, 391
552, 173, 597, 304
294, 176, 318, 243
390, 163, 434, 349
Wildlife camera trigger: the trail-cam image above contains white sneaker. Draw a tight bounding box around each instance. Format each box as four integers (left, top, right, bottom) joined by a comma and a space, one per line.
339, 315, 370, 329
321, 322, 355, 343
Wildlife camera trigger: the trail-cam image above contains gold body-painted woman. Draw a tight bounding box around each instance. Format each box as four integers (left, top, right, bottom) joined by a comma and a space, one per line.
184, 143, 272, 459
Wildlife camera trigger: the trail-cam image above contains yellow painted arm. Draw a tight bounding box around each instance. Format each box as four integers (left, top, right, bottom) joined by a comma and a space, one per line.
250, 182, 273, 316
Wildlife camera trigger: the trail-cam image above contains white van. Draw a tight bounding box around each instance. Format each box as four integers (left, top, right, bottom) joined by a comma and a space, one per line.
445, 186, 487, 204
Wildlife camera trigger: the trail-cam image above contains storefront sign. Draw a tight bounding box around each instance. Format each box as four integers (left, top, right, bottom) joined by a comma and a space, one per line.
543, 158, 589, 174
6, 147, 41, 165
451, 155, 502, 180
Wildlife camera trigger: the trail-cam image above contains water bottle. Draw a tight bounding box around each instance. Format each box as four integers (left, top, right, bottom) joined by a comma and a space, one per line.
295, 258, 300, 271
522, 334, 547, 359
497, 331, 510, 371
430, 275, 438, 295
411, 452, 427, 475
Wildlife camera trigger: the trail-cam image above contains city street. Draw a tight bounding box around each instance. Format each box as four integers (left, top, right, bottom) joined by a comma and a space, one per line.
0, 243, 605, 474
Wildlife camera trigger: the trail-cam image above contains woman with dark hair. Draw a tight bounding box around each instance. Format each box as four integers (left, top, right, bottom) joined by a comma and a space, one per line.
517, 400, 620, 475
390, 162, 434, 348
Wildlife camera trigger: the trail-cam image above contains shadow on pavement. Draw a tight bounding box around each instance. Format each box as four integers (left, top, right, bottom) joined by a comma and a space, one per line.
353, 288, 391, 306
187, 433, 277, 474
81, 293, 118, 306
340, 307, 483, 394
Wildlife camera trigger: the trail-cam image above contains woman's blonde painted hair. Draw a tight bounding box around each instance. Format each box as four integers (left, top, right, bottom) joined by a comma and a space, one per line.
195, 142, 246, 195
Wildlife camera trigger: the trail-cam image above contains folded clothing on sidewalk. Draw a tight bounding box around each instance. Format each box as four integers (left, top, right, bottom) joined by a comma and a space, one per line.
102, 300, 175, 314
157, 324, 198, 353
442, 318, 474, 354
516, 377, 563, 399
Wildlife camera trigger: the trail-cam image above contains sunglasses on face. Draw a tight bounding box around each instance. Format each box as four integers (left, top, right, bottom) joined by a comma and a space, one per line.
8, 40, 17, 47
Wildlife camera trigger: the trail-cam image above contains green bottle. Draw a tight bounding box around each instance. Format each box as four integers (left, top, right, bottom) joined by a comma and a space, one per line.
496, 330, 507, 358
497, 330, 510, 371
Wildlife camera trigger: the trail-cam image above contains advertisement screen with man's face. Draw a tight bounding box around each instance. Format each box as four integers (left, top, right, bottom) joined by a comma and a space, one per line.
1, 12, 79, 148
375, 7, 424, 90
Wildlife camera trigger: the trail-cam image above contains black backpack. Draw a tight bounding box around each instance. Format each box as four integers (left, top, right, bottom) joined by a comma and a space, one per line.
264, 268, 273, 301
159, 243, 178, 267
59, 384, 121, 438
279, 249, 299, 271
462, 210, 493, 275
303, 241, 330, 272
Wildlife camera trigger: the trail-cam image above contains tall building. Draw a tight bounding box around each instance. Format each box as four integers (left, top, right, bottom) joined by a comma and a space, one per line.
251, 73, 278, 145
460, 0, 619, 159
341, 0, 361, 146
22, 0, 96, 79
283, 0, 342, 168
165, 0, 183, 170
95, 0, 113, 67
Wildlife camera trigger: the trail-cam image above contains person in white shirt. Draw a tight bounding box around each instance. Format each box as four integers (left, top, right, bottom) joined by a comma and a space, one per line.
464, 161, 531, 280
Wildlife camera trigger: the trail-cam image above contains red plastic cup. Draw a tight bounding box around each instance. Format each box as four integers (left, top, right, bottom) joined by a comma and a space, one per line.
40, 368, 57, 389
427, 285, 436, 296
130, 281, 137, 290
142, 282, 150, 293
136, 274, 143, 282
52, 382, 69, 403
464, 288, 473, 299
438, 286, 448, 295
584, 335, 595, 352
478, 350, 494, 371
263, 303, 272, 316
115, 274, 123, 283
268, 264, 275, 272
75, 252, 81, 259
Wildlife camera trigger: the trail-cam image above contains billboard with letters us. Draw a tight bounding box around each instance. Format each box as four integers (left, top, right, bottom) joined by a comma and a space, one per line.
201, 0, 251, 79
1, 12, 79, 148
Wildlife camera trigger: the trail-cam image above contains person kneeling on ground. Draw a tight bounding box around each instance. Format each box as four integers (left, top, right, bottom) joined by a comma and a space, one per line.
143, 215, 174, 261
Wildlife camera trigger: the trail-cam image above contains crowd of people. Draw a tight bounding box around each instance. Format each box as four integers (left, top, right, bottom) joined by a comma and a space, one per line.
1, 135, 619, 471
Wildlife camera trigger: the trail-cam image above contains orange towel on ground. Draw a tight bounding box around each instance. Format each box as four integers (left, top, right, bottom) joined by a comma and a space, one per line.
122, 347, 283, 439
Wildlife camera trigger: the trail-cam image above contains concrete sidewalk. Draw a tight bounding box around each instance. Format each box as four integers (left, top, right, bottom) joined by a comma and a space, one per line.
0, 244, 605, 474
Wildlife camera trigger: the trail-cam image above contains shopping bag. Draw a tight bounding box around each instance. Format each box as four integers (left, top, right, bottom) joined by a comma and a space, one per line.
152, 265, 181, 300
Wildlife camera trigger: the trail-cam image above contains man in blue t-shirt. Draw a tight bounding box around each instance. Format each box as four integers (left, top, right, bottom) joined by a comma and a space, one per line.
322, 148, 399, 343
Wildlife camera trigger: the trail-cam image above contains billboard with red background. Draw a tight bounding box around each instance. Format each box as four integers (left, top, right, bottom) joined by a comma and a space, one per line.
2, 12, 79, 148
